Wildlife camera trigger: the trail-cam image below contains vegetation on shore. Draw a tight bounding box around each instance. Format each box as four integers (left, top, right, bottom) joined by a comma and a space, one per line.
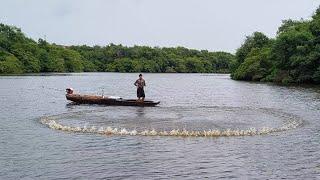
0, 24, 234, 74
2, 6, 320, 85
231, 7, 320, 84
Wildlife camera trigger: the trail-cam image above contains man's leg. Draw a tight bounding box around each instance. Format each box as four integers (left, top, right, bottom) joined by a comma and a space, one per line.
141, 89, 145, 101
137, 88, 140, 100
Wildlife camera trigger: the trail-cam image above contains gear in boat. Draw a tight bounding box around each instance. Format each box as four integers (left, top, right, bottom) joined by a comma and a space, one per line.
65, 88, 160, 107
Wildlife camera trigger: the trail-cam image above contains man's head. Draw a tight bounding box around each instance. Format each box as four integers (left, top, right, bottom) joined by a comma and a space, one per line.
139, 74, 143, 79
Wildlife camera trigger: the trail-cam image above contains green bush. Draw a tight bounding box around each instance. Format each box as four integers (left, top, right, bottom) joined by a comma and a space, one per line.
232, 6, 320, 84
0, 54, 23, 74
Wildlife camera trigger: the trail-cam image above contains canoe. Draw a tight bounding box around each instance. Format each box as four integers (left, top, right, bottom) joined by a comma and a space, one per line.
66, 94, 160, 107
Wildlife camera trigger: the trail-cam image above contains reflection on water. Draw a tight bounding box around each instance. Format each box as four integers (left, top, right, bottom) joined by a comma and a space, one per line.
0, 73, 319, 179
135, 107, 146, 117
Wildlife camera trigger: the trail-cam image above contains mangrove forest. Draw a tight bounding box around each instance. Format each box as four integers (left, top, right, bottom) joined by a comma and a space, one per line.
0, 23, 234, 74
231, 6, 320, 84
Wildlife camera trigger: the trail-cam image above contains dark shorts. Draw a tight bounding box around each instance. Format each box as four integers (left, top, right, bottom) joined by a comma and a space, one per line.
137, 87, 145, 98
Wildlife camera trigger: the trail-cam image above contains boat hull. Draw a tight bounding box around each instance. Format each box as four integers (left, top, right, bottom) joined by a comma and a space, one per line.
66, 94, 160, 107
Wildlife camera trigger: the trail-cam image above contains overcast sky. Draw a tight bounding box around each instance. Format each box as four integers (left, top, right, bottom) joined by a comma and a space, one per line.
1, 0, 320, 52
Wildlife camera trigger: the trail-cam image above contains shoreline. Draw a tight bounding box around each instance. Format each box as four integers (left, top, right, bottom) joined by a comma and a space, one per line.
1, 72, 319, 87
0, 72, 231, 76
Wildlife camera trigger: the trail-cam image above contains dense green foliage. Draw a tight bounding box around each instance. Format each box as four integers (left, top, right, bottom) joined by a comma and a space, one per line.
69, 45, 234, 73
0, 24, 234, 74
231, 7, 320, 84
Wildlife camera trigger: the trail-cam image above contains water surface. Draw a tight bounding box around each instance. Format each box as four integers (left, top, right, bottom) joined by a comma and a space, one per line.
0, 73, 319, 179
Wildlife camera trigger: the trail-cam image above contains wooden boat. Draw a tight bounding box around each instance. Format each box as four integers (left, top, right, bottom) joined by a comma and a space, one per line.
66, 94, 160, 107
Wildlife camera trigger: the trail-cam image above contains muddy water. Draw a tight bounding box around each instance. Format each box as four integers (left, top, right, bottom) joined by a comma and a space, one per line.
0, 73, 319, 179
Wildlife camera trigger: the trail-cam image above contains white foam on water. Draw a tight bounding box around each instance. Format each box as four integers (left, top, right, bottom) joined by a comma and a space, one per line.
40, 115, 303, 138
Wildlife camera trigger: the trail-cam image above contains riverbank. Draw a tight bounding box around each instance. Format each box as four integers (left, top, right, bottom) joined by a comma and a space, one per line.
230, 7, 320, 85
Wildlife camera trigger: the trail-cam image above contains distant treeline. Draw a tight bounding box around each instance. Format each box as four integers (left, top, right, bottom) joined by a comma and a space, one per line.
0, 24, 235, 74
231, 6, 320, 84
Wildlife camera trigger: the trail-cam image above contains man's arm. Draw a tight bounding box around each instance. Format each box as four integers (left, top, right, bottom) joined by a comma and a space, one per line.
134, 80, 138, 86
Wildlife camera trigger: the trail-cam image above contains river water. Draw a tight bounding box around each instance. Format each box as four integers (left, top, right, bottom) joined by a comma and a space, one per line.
0, 73, 319, 179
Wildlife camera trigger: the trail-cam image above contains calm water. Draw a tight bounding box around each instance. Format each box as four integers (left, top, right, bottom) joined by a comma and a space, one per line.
0, 73, 319, 179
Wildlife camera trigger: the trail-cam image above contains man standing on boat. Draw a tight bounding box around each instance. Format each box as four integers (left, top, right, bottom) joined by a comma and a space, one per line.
134, 74, 146, 101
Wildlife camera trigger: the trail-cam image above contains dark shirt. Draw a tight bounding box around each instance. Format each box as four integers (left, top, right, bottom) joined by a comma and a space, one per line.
134, 78, 146, 88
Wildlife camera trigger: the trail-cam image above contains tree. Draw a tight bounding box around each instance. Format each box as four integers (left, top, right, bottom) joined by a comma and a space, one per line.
185, 57, 205, 73
234, 32, 270, 67
231, 5, 320, 84
232, 47, 272, 81
62, 48, 84, 72
0, 52, 23, 73
0, 23, 235, 74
